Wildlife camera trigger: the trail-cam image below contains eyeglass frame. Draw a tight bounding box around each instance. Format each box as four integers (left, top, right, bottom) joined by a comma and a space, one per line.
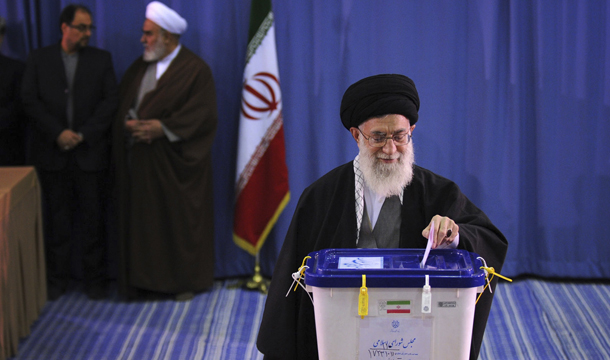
68, 23, 95, 32
355, 127, 412, 148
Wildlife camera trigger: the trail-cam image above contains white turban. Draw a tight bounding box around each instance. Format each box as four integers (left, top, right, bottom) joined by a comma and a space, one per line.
146, 1, 187, 35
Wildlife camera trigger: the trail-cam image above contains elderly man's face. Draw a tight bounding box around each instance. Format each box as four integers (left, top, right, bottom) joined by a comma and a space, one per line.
351, 114, 416, 197
141, 19, 168, 61
353, 114, 415, 157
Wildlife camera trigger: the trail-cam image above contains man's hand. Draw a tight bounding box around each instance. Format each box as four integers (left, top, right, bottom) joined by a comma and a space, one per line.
126, 119, 164, 144
57, 129, 83, 151
124, 119, 140, 133
422, 215, 459, 249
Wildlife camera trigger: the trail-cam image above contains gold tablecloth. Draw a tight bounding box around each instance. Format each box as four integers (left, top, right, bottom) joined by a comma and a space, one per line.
0, 167, 46, 360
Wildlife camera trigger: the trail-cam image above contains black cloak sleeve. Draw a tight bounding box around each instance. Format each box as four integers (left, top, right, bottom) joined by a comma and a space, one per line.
257, 163, 508, 360
401, 166, 508, 359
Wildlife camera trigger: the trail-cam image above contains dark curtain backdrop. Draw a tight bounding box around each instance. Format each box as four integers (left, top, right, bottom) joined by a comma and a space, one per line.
2, 0, 609, 279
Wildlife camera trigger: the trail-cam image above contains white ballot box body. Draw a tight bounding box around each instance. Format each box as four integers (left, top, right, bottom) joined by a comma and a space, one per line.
304, 248, 485, 360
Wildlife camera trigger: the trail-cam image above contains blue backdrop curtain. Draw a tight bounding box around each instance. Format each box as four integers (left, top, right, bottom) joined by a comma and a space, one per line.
1, 0, 609, 279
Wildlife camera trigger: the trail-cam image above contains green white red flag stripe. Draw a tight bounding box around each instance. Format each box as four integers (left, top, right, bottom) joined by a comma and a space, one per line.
233, 0, 290, 256
379, 300, 411, 314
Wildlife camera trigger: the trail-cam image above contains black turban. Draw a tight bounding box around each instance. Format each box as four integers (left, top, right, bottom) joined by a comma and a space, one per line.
340, 74, 420, 130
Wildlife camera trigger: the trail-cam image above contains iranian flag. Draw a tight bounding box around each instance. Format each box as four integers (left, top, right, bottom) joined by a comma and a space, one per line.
379, 300, 412, 314
233, 0, 290, 256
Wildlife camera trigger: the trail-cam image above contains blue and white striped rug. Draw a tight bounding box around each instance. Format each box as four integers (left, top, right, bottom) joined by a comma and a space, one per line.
481, 278, 610, 359
11, 280, 265, 360
9, 278, 610, 359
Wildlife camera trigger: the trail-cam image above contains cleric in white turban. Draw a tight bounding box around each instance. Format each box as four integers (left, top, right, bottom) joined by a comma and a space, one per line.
114, 0, 218, 302
145, 1, 187, 35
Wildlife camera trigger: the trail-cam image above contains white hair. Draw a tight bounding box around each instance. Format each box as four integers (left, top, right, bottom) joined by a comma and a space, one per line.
358, 135, 415, 197
143, 32, 167, 62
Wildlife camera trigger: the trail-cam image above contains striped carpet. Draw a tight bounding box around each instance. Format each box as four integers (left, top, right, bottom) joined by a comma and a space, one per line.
8, 278, 610, 359
481, 278, 610, 359
9, 280, 265, 360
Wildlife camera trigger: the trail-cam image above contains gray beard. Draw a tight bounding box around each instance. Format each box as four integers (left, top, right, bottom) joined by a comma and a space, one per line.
358, 137, 415, 198
143, 38, 166, 62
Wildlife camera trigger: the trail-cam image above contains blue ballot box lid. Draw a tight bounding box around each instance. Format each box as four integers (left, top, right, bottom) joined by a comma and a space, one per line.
304, 248, 486, 288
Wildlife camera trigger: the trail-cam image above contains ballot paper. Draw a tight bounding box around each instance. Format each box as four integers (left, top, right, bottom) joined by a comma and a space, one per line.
420, 221, 434, 268
339, 257, 384, 269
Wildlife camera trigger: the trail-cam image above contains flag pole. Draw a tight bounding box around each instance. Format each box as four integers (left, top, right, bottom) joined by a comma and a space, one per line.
231, 0, 287, 295
229, 252, 270, 294
245, 252, 270, 293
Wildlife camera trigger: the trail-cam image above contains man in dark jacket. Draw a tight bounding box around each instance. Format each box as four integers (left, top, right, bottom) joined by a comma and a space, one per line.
0, 16, 26, 165
21, 4, 118, 300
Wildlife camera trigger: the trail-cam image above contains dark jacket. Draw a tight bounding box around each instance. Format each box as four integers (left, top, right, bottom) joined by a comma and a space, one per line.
0, 54, 26, 165
21, 44, 118, 171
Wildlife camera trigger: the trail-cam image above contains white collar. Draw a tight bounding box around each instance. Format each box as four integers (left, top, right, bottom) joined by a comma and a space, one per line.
155, 43, 181, 80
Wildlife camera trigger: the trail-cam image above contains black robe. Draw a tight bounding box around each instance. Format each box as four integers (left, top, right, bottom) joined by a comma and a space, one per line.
257, 162, 508, 360
112, 47, 217, 296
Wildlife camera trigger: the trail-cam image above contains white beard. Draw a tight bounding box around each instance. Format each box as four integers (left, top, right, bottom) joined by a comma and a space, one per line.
358, 136, 415, 198
143, 36, 166, 62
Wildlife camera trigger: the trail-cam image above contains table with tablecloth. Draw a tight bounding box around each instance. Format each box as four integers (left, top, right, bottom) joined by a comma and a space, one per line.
0, 167, 47, 360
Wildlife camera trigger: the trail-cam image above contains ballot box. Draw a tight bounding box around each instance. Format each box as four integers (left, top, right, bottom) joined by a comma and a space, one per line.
304, 248, 486, 360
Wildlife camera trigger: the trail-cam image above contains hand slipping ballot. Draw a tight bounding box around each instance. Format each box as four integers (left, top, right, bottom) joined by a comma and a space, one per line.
421, 214, 459, 249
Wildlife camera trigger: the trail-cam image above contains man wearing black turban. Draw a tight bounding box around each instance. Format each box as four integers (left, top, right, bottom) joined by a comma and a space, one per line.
257, 74, 508, 360
340, 73, 420, 129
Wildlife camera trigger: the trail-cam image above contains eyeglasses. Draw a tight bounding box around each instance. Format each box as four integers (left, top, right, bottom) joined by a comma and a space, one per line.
356, 128, 412, 148
69, 24, 95, 32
